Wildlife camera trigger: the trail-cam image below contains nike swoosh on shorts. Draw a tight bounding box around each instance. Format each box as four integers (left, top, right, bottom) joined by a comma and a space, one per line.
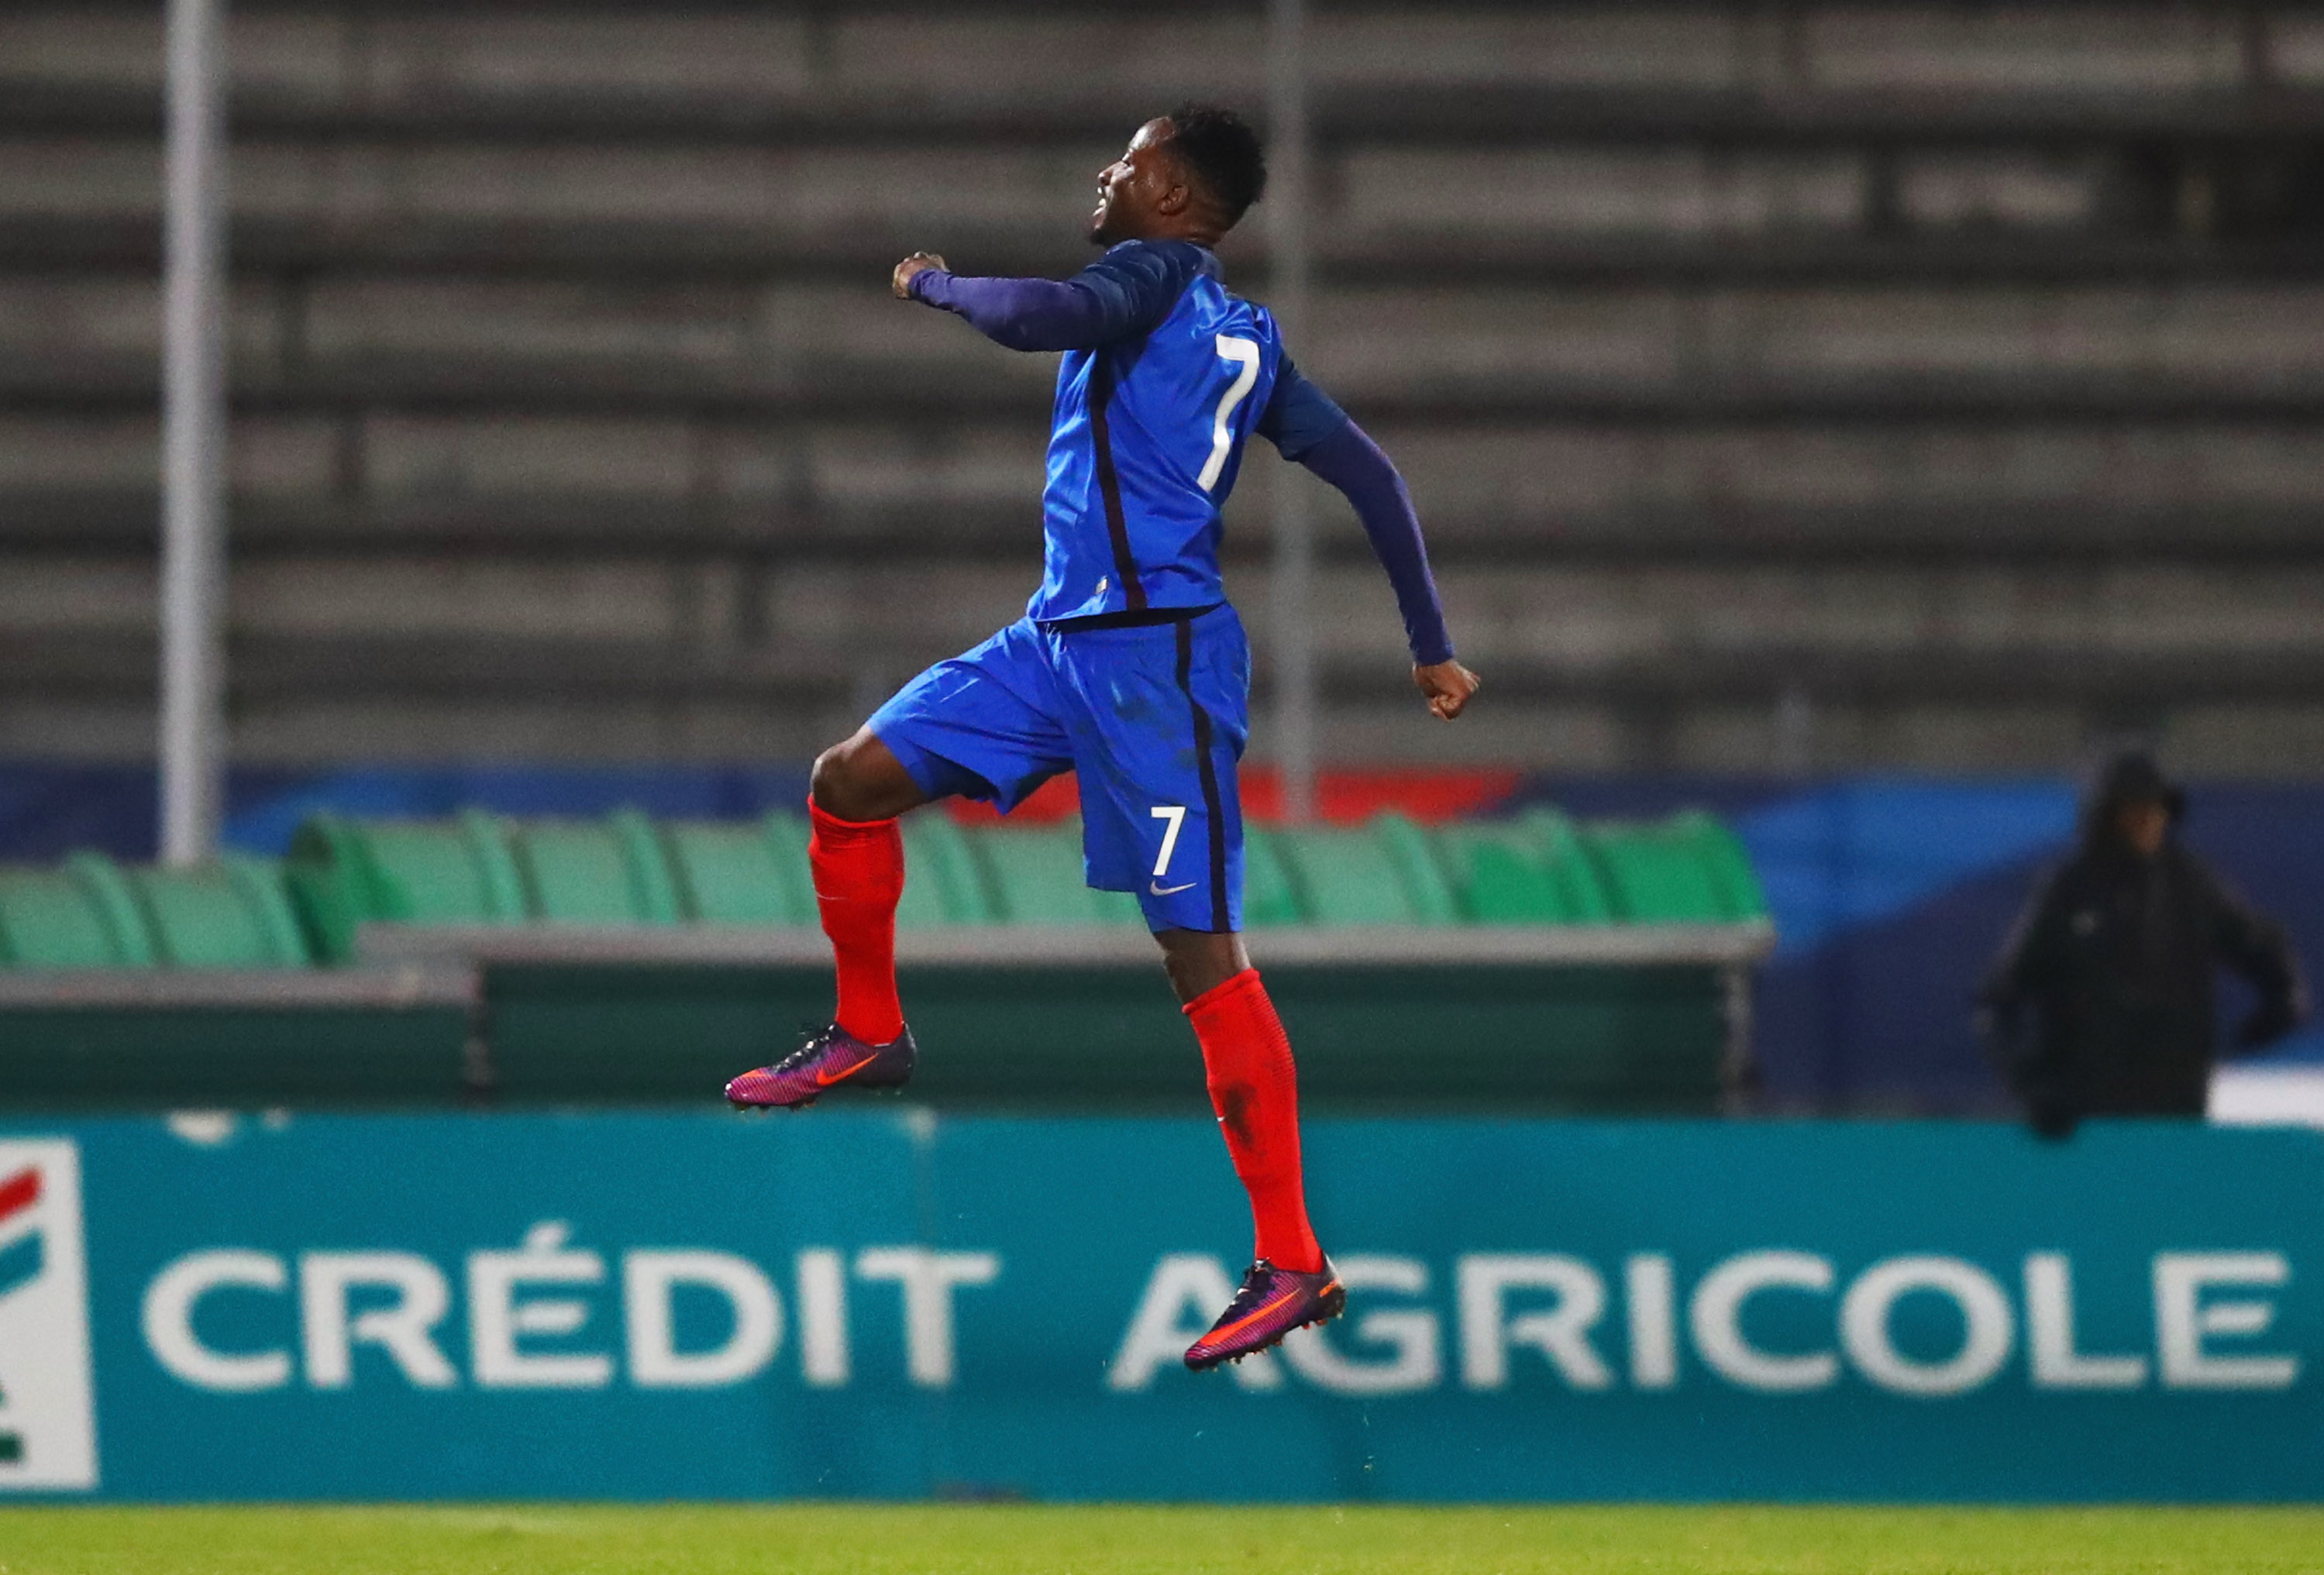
1151, 880, 1196, 896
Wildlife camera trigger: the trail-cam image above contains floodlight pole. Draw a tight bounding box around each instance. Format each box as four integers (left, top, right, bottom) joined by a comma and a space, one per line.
1266, 0, 1317, 824
160, 0, 230, 865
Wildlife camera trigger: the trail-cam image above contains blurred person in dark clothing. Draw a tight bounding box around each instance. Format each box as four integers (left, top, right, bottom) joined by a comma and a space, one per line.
1980, 750, 2306, 1137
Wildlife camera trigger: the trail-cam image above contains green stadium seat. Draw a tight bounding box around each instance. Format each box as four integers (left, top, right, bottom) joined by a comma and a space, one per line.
1581, 811, 1765, 923
1238, 825, 1303, 926
0, 855, 155, 967
1270, 813, 1460, 926
289, 809, 530, 962
0, 854, 310, 968
972, 820, 1144, 926
663, 813, 817, 924
1376, 813, 1463, 923
897, 814, 996, 927
1437, 810, 1613, 923
1523, 809, 1620, 921
1675, 809, 1769, 920
505, 810, 683, 925
131, 855, 313, 967
243, 803, 1766, 968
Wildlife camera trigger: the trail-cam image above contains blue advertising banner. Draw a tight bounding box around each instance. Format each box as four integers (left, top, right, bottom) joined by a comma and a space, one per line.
0, 1112, 2319, 1501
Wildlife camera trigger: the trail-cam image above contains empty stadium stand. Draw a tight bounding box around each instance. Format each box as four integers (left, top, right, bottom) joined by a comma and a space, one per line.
0, 807, 1769, 1110
0, 805, 1765, 965
4, 2, 2324, 772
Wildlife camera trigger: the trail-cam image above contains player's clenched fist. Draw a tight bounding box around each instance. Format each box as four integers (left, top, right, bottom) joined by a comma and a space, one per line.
892, 253, 947, 298
1414, 659, 1479, 720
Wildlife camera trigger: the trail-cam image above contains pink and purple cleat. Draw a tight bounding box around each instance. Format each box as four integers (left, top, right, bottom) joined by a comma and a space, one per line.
1183, 1257, 1346, 1370
724, 1022, 918, 1111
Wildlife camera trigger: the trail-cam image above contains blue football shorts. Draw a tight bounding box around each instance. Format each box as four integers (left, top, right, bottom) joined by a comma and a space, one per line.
866, 604, 1249, 933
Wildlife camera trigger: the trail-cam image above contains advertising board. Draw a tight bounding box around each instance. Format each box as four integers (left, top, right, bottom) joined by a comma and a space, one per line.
2, 1112, 2316, 1500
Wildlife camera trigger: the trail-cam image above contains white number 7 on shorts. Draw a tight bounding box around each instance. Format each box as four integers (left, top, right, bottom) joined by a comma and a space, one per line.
1150, 805, 1188, 878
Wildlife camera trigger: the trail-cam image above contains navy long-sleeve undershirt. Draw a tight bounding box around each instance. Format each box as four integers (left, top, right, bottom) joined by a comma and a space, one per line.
910, 253, 1455, 666
1293, 419, 1456, 667
908, 271, 1130, 352
909, 243, 1203, 351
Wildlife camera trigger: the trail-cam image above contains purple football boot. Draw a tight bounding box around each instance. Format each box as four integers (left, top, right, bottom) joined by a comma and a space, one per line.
725, 1022, 917, 1111
1183, 1258, 1346, 1371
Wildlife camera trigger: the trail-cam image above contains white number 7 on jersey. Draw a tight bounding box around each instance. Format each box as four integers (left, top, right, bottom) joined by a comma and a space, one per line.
1150, 804, 1188, 878
1198, 335, 1262, 493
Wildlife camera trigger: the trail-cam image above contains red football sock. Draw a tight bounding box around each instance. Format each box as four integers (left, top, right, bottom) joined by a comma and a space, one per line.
808, 800, 905, 1045
1184, 968, 1324, 1274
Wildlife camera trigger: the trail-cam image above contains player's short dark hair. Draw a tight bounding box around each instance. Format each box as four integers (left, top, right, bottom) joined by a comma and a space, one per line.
1163, 102, 1267, 226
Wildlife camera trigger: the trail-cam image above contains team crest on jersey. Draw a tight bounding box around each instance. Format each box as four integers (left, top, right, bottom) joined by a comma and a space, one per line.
0, 1141, 98, 1489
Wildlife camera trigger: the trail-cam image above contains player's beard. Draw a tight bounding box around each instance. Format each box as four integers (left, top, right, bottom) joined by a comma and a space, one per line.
1089, 181, 1124, 245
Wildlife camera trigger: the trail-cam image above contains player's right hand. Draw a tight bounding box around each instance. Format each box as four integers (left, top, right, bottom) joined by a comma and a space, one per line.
892, 252, 948, 298
1414, 660, 1479, 720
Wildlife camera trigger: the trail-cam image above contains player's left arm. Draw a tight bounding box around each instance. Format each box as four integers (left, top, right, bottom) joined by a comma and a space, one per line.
892, 243, 1193, 352
1261, 363, 1479, 720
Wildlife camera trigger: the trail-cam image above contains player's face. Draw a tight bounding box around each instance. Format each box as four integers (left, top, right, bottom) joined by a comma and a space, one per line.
1090, 119, 1176, 245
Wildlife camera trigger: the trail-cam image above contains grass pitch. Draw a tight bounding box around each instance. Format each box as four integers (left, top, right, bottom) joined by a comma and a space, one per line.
0, 1504, 2319, 1574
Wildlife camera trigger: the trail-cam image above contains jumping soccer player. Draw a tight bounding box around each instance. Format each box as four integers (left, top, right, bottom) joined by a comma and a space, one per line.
725, 105, 1478, 1370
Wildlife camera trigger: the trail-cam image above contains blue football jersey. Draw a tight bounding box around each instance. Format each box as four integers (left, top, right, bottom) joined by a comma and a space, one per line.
910, 239, 1351, 622
1028, 243, 1290, 621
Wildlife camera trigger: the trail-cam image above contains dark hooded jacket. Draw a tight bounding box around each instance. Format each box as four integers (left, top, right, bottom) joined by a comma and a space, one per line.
1980, 752, 2305, 1130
